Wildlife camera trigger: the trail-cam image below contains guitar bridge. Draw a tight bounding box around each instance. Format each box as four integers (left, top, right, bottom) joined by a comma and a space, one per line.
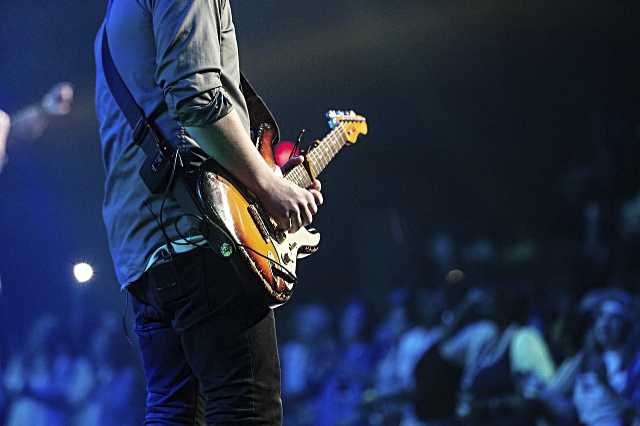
247, 204, 271, 243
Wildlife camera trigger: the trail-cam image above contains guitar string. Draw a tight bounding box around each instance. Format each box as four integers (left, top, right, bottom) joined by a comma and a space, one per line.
287, 123, 348, 187
308, 124, 347, 178
154, 122, 356, 289
289, 125, 337, 184
292, 124, 340, 185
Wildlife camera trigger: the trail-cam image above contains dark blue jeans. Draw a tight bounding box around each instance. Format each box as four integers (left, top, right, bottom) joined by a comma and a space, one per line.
128, 247, 283, 425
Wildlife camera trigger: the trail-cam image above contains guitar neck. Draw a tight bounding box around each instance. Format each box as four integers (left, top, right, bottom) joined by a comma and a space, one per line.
284, 124, 348, 188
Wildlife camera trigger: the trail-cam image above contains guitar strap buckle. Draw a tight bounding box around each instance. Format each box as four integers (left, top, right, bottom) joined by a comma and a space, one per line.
151, 151, 166, 173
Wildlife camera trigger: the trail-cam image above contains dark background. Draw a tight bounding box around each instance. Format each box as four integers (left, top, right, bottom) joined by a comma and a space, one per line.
0, 0, 639, 349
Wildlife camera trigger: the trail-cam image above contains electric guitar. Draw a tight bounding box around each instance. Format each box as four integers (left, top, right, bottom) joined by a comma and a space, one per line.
196, 111, 368, 307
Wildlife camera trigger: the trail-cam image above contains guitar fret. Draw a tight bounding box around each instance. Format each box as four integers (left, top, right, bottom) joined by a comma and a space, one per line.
309, 124, 347, 177
284, 123, 350, 189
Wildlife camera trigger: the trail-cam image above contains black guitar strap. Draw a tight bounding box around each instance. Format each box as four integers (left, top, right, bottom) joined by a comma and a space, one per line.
100, 1, 279, 254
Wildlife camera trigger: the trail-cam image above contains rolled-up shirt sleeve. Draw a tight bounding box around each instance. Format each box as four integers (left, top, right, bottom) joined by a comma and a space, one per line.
152, 0, 231, 124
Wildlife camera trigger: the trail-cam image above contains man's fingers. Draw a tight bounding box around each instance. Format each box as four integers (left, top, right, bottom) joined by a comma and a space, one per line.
301, 204, 314, 226
0, 111, 10, 143
275, 216, 290, 231
0, 110, 10, 130
290, 209, 303, 233
308, 200, 318, 215
57, 82, 74, 101
42, 82, 75, 115
310, 189, 323, 206
311, 179, 321, 192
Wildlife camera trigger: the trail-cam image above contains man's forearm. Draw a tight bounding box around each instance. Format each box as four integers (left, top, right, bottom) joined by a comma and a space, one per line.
9, 104, 49, 141
186, 108, 276, 195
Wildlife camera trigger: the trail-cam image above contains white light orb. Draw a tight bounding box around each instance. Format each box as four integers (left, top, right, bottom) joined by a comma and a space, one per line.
73, 262, 94, 283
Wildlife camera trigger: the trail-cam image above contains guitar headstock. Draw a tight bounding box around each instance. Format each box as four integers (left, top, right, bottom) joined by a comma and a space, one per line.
326, 110, 368, 144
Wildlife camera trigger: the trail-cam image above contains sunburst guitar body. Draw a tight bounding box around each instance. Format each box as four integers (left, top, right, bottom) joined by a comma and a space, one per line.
196, 111, 368, 307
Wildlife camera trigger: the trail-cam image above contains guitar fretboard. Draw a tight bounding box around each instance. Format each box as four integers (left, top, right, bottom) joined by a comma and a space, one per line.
284, 124, 348, 188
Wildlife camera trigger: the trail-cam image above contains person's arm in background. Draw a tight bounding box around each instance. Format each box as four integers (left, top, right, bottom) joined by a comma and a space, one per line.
0, 110, 9, 172
151, 0, 321, 232
537, 354, 581, 425
9, 82, 74, 141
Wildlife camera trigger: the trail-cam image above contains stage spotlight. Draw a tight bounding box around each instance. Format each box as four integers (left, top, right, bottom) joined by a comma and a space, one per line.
73, 262, 94, 283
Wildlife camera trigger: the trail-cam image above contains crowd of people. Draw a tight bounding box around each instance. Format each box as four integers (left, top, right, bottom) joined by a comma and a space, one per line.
0, 311, 143, 426
1, 231, 639, 426
277, 236, 640, 426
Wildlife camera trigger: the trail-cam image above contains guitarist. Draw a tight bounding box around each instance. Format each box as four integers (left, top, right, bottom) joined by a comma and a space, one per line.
95, 0, 322, 424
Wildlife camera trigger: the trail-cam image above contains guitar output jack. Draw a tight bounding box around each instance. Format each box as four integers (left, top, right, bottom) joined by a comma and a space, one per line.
220, 242, 234, 258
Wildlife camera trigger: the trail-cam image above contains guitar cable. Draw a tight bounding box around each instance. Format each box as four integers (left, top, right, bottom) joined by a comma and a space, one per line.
148, 150, 299, 285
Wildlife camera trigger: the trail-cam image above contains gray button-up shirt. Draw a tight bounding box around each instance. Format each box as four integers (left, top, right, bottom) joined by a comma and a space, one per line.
94, 0, 250, 288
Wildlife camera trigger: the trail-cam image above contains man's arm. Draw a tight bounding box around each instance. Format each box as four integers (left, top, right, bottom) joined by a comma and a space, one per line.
152, 0, 321, 231
10, 82, 74, 141
186, 110, 322, 232
0, 110, 9, 172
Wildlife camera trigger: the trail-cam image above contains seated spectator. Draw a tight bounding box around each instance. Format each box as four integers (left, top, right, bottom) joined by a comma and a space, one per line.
316, 299, 377, 426
280, 304, 336, 425
412, 285, 556, 425
372, 289, 412, 399
544, 288, 640, 426
4, 314, 76, 426
411, 287, 497, 423
73, 311, 141, 426
397, 286, 447, 391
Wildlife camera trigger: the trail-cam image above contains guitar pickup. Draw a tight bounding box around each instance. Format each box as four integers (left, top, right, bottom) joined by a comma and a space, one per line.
247, 204, 271, 243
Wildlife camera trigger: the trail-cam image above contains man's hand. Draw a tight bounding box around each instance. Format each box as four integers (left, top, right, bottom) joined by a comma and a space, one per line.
0, 110, 9, 171
11, 82, 74, 141
259, 155, 323, 233
41, 82, 74, 116
186, 111, 324, 234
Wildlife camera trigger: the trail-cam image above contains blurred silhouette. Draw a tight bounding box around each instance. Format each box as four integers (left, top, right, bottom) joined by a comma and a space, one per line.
316, 299, 377, 426
0, 82, 74, 173
544, 289, 640, 426
281, 304, 337, 425
3, 314, 89, 426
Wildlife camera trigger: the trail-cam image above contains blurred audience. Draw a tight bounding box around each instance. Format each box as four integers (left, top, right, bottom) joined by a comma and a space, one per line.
544, 289, 640, 426
0, 311, 140, 426
2, 229, 640, 426
2, 247, 640, 426
281, 304, 337, 425
1, 247, 639, 426
316, 300, 377, 426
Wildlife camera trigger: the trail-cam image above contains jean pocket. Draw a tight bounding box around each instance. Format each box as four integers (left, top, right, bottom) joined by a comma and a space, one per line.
151, 253, 202, 308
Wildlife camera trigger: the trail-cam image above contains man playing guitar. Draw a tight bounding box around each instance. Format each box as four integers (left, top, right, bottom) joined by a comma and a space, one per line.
95, 0, 322, 423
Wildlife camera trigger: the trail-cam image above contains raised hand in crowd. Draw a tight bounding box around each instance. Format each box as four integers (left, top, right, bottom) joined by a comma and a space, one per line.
10, 82, 74, 141
0, 110, 10, 172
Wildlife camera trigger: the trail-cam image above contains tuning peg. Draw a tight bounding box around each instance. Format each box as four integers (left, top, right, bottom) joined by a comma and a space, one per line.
326, 111, 337, 129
